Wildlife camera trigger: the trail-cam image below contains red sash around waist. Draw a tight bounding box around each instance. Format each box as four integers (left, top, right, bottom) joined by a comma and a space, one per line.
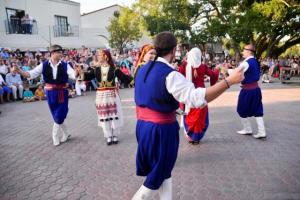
45, 83, 68, 90
136, 106, 176, 124
241, 82, 259, 90
45, 83, 68, 103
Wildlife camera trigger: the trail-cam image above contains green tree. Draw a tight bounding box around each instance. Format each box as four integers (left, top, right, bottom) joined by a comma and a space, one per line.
191, 0, 300, 58
107, 7, 143, 53
132, 0, 300, 59
251, 0, 300, 58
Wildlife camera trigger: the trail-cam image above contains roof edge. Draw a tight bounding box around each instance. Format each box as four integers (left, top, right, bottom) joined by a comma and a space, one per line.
81, 4, 121, 16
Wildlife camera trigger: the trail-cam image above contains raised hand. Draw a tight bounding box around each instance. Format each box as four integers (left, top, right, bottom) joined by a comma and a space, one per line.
227, 65, 244, 85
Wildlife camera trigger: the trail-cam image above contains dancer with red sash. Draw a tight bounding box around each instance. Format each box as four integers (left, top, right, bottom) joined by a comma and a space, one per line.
178, 47, 219, 144
132, 32, 244, 200
18, 45, 77, 146
236, 44, 267, 139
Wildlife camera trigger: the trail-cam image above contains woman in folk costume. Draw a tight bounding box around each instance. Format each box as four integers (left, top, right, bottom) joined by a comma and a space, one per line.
133, 44, 156, 79
178, 47, 219, 144
17, 45, 76, 146
84, 49, 133, 145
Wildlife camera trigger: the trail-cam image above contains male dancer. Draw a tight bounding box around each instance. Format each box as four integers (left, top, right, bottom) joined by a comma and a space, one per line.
236, 44, 267, 139
133, 32, 244, 200
18, 45, 77, 146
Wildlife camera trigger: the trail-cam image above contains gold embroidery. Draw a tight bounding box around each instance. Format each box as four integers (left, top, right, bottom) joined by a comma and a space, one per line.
100, 80, 113, 88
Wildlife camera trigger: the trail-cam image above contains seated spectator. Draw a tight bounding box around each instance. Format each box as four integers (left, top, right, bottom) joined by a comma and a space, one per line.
0, 49, 10, 60
0, 59, 9, 80
0, 75, 12, 103
23, 82, 35, 103
6, 66, 23, 100
120, 65, 131, 88
68, 88, 76, 98
75, 64, 86, 96
262, 67, 272, 83
34, 84, 45, 101
120, 64, 130, 76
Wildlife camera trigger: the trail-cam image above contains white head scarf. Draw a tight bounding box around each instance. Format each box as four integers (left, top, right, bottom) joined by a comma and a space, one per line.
184, 47, 202, 114
186, 47, 202, 82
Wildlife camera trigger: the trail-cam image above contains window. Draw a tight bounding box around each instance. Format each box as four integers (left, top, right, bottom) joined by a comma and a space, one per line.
54, 15, 68, 37
6, 8, 25, 34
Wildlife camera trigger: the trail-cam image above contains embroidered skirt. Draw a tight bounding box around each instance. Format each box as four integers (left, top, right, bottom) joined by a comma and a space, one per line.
95, 88, 123, 129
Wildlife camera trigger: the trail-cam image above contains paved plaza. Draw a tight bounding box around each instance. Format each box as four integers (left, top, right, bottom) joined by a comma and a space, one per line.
0, 82, 300, 200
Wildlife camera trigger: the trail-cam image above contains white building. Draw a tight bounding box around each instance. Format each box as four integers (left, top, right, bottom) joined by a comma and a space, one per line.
0, 0, 84, 50
81, 4, 152, 49
80, 4, 120, 49
0, 1, 151, 50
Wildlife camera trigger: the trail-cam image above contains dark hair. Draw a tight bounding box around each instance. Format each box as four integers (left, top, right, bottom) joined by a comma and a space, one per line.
49, 44, 63, 53
143, 32, 177, 82
102, 49, 115, 67
154, 31, 177, 57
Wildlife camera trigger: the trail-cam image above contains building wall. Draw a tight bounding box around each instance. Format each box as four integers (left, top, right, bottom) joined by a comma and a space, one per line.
0, 0, 87, 50
81, 5, 120, 37
80, 5, 152, 49
0, 1, 150, 50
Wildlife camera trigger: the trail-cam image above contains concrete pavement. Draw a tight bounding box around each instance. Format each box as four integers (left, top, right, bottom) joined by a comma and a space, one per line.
0, 82, 299, 200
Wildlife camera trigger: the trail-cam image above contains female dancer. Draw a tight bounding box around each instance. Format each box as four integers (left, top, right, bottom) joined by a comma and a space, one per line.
84, 49, 132, 145
133, 44, 156, 79
179, 47, 219, 144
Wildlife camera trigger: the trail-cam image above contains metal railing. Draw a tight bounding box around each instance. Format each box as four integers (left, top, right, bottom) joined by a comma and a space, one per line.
53, 25, 79, 37
4, 19, 38, 35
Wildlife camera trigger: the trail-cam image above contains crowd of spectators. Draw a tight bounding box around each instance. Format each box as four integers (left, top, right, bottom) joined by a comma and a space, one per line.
0, 46, 139, 105
0, 45, 299, 107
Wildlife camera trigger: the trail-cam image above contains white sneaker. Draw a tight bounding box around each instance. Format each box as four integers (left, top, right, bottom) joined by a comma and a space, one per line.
238, 118, 252, 135
60, 133, 71, 143
132, 185, 153, 200
52, 123, 60, 146
60, 124, 71, 143
253, 133, 267, 139
237, 130, 252, 135
53, 136, 60, 146
253, 117, 267, 139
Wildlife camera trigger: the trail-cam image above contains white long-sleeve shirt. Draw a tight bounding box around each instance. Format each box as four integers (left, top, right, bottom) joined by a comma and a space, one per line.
157, 57, 207, 109
238, 56, 254, 72
29, 60, 75, 80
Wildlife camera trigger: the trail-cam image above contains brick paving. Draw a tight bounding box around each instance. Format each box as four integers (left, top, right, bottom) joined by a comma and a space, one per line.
0, 82, 300, 200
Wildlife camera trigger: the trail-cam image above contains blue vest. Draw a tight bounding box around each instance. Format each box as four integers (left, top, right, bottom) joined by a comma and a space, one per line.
135, 61, 179, 113
42, 60, 68, 84
242, 57, 260, 84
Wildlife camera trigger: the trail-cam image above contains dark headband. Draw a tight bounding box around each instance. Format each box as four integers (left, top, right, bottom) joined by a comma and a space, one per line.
51, 48, 63, 53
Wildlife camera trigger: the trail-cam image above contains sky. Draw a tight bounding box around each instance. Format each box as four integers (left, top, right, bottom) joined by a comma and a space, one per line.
72, 0, 137, 14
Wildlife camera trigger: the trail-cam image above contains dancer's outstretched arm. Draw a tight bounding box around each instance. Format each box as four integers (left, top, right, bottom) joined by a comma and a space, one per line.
205, 66, 244, 103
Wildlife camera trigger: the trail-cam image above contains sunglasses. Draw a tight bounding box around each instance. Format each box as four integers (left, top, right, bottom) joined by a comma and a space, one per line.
243, 48, 255, 52
51, 49, 63, 53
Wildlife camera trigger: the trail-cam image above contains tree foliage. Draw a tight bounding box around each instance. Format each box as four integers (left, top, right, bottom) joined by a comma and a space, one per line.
130, 0, 300, 58
107, 7, 143, 53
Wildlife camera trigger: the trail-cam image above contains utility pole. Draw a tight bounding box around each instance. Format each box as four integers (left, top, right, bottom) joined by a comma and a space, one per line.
49, 25, 52, 46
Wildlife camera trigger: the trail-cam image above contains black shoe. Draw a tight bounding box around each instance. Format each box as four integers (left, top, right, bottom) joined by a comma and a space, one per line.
188, 140, 200, 145
106, 137, 113, 145
112, 136, 118, 144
